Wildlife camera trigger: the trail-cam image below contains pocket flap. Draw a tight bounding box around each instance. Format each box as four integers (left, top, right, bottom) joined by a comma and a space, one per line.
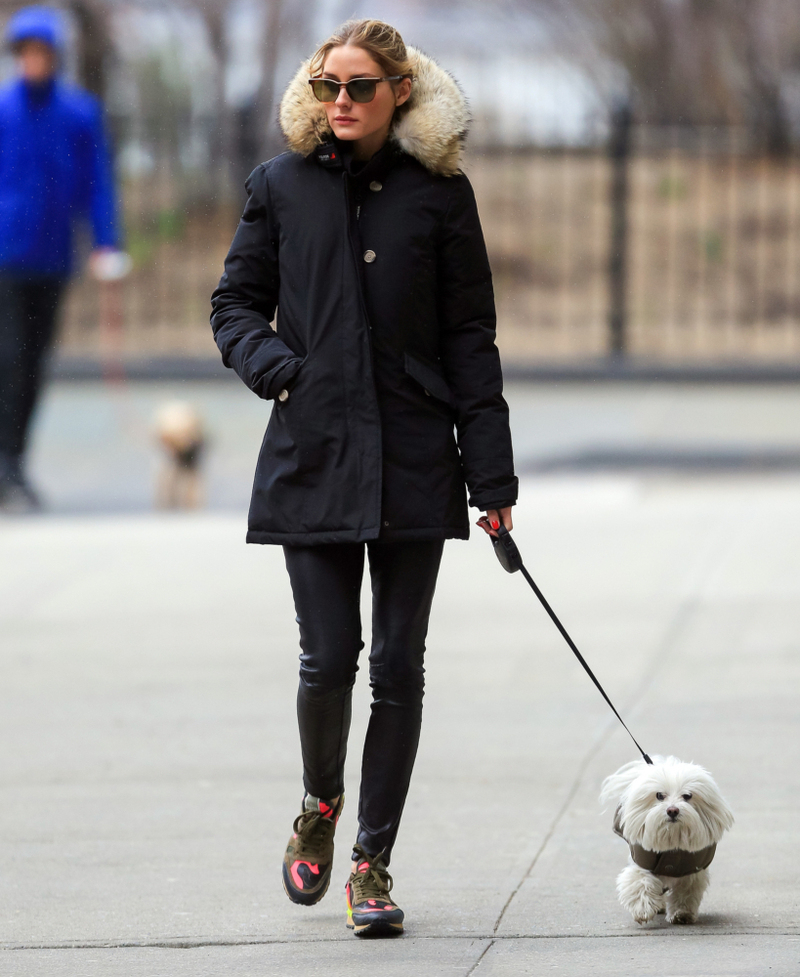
404, 353, 453, 405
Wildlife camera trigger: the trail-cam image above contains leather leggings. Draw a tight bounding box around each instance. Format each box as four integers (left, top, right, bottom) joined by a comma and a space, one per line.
283, 539, 444, 862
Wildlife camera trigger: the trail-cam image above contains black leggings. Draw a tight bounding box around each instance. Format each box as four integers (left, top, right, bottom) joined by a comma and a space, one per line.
283, 539, 444, 861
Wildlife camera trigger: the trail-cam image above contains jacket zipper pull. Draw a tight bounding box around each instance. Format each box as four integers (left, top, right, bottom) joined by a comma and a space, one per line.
357, 204, 361, 221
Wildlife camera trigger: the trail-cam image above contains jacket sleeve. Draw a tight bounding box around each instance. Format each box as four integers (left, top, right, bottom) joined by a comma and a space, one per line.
437, 174, 518, 511
210, 165, 303, 400
86, 98, 119, 249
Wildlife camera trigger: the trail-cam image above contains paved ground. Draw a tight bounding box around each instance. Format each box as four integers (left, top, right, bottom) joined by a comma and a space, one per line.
22, 378, 800, 512
1, 382, 799, 974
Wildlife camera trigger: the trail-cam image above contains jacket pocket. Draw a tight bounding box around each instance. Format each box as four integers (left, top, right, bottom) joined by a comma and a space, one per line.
274, 355, 307, 406
404, 353, 453, 406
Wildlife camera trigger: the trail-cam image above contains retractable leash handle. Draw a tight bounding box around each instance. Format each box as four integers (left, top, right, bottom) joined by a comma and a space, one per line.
490, 525, 652, 765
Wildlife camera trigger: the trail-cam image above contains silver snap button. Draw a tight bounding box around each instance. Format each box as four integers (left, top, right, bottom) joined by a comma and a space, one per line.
277, 389, 289, 403
363, 250, 376, 263
383, 520, 390, 527
369, 181, 382, 192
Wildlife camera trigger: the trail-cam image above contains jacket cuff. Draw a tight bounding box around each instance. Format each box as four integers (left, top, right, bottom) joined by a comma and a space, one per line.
474, 499, 517, 512
270, 358, 304, 399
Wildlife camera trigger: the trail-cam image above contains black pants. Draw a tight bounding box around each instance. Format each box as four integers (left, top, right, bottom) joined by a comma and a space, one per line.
0, 273, 65, 464
283, 539, 444, 862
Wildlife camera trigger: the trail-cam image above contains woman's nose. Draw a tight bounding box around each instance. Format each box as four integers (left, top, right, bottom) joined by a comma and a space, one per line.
335, 86, 351, 107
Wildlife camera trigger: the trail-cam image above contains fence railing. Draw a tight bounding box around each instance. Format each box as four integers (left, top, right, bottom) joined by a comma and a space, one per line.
60, 125, 800, 367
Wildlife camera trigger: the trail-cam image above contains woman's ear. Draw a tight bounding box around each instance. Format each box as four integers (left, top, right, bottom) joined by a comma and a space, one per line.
395, 77, 412, 107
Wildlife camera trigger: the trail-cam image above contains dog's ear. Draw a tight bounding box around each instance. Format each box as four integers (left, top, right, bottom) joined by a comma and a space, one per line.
694, 785, 735, 839
600, 760, 648, 807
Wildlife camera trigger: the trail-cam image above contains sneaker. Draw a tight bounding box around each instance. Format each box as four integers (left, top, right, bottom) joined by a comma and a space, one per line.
0, 477, 40, 514
282, 793, 343, 906
0, 457, 41, 514
345, 844, 404, 937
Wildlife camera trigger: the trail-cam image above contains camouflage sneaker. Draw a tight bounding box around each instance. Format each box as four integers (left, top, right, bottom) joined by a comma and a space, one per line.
345, 844, 404, 937
282, 793, 343, 906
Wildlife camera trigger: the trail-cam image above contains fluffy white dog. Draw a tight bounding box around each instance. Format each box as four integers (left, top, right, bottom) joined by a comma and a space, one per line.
600, 756, 734, 925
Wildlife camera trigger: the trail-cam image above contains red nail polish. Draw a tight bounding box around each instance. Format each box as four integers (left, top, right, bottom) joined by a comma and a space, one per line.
491, 520, 499, 530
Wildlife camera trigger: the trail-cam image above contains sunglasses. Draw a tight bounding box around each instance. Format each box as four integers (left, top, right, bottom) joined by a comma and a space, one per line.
309, 76, 403, 104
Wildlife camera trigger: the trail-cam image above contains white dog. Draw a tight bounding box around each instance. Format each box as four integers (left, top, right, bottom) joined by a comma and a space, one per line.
600, 756, 734, 925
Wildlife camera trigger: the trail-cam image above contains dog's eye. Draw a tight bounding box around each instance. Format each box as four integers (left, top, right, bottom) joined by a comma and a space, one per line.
656, 792, 665, 801
682, 793, 693, 801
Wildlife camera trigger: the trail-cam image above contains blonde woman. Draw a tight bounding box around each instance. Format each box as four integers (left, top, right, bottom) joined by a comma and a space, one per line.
211, 19, 516, 936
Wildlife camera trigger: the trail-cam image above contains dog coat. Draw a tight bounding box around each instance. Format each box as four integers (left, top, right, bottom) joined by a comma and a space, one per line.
613, 806, 716, 877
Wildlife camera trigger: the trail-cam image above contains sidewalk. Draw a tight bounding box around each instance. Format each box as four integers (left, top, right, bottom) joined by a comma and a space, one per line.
1, 471, 799, 975
22, 379, 800, 513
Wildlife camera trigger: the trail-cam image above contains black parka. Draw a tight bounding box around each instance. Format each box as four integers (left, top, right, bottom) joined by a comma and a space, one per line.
211, 50, 517, 545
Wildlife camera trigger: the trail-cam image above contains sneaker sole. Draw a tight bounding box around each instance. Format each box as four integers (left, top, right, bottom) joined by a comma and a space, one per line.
347, 918, 404, 937
281, 863, 331, 906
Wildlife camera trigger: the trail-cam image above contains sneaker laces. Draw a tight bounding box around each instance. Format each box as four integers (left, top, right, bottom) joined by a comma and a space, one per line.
349, 844, 394, 903
292, 808, 336, 861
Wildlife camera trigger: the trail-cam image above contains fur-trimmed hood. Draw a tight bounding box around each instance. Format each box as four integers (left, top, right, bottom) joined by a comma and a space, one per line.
279, 48, 469, 177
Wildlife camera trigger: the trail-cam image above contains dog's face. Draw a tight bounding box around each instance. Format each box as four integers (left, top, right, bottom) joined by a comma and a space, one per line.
601, 756, 734, 852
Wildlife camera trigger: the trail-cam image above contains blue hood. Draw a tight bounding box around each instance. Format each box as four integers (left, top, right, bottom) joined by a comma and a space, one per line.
5, 6, 65, 52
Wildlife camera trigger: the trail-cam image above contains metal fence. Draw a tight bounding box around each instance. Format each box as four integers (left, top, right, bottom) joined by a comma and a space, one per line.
60, 125, 800, 367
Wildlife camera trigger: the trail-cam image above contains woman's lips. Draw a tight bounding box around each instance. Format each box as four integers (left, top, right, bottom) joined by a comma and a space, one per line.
335, 116, 357, 124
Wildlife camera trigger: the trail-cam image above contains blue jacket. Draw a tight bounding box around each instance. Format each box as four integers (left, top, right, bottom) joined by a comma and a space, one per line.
0, 76, 119, 275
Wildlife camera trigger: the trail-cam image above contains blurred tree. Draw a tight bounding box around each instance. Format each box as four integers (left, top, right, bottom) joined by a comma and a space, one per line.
192, 0, 314, 192
191, 0, 235, 193
522, 0, 800, 150
67, 0, 111, 97
258, 0, 283, 160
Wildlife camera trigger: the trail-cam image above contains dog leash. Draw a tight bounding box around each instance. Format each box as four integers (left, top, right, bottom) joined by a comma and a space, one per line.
489, 525, 653, 765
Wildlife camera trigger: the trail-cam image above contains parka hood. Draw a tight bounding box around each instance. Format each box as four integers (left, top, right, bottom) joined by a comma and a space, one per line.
6, 6, 65, 53
279, 48, 469, 177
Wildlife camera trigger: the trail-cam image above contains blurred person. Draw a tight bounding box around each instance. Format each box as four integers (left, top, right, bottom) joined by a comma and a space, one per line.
211, 19, 517, 936
0, 5, 119, 512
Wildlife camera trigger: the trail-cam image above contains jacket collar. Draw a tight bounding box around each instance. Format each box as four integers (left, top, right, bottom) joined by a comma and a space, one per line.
281, 48, 469, 177
17, 75, 57, 107
313, 136, 398, 181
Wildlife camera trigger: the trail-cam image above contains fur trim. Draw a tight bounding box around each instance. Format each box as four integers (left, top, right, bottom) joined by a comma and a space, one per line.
279, 59, 331, 158
278, 47, 469, 177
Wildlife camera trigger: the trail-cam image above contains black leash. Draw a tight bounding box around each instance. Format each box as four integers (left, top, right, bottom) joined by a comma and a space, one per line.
489, 525, 652, 765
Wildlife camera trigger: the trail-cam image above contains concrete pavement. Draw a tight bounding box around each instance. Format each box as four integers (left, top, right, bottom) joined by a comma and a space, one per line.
2, 465, 799, 974
21, 379, 800, 513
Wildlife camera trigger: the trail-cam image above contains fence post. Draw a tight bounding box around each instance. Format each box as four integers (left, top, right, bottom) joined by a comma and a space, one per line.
608, 100, 632, 357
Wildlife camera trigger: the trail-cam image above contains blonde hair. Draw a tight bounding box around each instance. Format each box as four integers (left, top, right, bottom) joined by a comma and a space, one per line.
309, 19, 414, 82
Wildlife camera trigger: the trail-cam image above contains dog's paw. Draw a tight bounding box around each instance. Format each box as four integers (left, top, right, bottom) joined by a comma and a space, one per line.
617, 864, 663, 925
666, 910, 697, 925
628, 892, 661, 924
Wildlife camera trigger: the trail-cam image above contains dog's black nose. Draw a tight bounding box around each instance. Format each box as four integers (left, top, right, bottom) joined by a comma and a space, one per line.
666, 806, 680, 820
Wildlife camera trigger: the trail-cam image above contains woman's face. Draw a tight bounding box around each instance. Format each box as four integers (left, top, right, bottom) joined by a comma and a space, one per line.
319, 44, 411, 154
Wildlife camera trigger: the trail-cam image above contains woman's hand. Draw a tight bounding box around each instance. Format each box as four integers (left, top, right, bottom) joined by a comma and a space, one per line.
476, 506, 514, 537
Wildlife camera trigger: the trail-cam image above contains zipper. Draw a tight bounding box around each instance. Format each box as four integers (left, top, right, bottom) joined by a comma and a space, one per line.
342, 171, 382, 528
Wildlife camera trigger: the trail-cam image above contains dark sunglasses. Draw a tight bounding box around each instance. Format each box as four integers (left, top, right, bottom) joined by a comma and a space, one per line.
309, 76, 403, 104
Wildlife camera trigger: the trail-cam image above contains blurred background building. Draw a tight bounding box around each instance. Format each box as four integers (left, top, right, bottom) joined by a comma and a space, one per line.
3, 0, 800, 369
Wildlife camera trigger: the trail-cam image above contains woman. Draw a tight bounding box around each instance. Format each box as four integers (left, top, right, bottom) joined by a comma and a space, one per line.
211, 19, 517, 937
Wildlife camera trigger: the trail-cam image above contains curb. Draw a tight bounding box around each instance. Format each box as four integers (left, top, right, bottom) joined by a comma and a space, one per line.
49, 356, 800, 384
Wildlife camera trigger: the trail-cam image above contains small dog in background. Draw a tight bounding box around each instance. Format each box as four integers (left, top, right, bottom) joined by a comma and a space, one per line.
600, 756, 734, 925
154, 401, 206, 509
